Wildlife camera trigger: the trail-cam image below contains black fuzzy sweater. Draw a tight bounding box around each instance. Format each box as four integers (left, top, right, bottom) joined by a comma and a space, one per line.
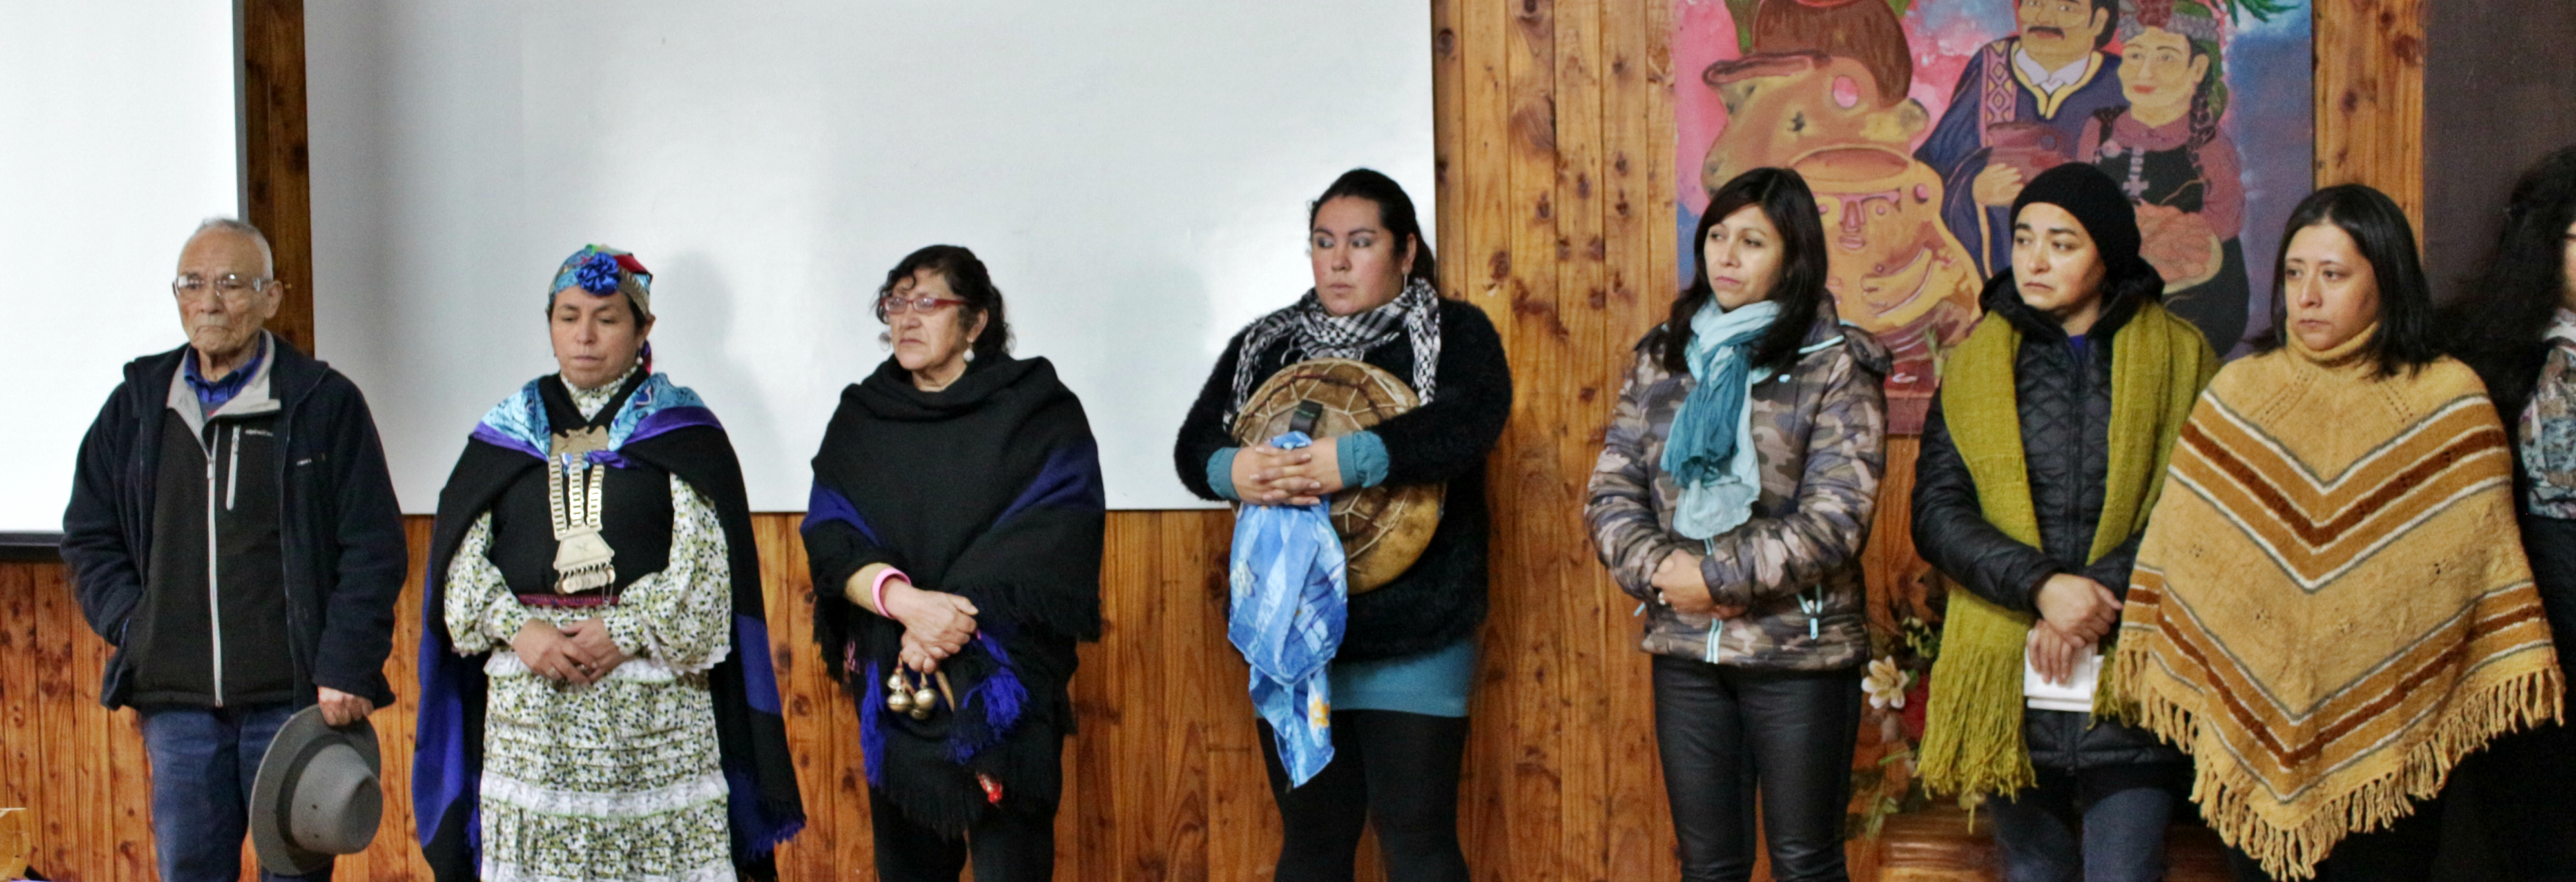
1173, 298, 1513, 662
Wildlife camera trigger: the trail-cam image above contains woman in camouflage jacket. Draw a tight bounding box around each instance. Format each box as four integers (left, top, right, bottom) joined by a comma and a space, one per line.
1585, 168, 1889, 882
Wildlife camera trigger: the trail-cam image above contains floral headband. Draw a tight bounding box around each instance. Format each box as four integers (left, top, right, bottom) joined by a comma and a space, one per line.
549, 244, 654, 319
2120, 0, 2225, 44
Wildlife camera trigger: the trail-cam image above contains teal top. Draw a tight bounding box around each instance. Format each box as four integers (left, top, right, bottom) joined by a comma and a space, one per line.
1327, 636, 1477, 717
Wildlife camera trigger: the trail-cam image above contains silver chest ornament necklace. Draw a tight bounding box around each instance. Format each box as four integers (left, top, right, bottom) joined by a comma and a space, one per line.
546, 425, 617, 593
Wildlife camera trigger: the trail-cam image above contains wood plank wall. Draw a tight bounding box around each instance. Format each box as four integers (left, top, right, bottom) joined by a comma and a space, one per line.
242, 0, 316, 354
0, 0, 2427, 878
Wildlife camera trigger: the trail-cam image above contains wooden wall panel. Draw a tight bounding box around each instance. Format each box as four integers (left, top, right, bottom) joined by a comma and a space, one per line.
2314, 0, 2425, 220
0, 1, 2416, 879
242, 0, 316, 353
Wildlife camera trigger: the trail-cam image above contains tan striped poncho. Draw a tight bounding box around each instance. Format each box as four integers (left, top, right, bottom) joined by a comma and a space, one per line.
2115, 329, 2562, 880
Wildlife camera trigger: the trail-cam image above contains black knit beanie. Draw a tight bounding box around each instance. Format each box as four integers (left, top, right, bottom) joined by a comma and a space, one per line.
2010, 162, 2155, 282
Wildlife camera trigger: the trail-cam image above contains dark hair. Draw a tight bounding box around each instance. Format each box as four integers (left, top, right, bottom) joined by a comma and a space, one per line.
2251, 184, 2440, 379
2445, 145, 2576, 421
1666, 167, 1833, 376
2089, 0, 2118, 49
877, 244, 1011, 362
1309, 168, 1438, 287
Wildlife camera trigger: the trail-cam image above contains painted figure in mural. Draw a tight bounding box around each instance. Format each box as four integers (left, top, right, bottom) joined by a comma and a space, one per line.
1916, 0, 2130, 277
2080, 0, 2253, 354
1699, 0, 1984, 430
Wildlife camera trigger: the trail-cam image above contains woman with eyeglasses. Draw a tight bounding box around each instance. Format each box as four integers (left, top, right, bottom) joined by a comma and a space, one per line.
803, 244, 1104, 882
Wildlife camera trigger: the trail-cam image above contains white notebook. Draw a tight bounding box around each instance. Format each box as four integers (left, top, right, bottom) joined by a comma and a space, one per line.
2023, 648, 2103, 712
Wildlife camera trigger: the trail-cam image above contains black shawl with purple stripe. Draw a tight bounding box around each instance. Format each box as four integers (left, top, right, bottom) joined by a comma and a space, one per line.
413, 371, 805, 879
805, 354, 1104, 835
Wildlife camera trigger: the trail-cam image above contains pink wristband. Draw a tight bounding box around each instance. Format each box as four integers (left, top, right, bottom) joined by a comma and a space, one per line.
870, 566, 908, 618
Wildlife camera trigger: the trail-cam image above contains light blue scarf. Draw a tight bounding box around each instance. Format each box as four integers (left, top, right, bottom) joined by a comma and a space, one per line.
1662, 300, 1780, 539
1227, 430, 1349, 787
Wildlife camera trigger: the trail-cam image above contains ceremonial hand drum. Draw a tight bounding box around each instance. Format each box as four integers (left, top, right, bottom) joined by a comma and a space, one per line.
1231, 358, 1445, 594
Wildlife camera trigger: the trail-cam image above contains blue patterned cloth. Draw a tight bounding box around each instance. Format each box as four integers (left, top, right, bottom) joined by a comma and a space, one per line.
1227, 430, 1348, 787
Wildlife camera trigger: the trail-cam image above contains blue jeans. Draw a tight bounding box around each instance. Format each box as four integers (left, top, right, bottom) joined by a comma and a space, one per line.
140, 703, 333, 882
1987, 763, 2185, 882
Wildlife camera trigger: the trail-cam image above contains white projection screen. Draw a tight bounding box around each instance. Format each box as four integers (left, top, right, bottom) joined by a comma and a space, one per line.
0, 5, 240, 534
308, 2, 1436, 512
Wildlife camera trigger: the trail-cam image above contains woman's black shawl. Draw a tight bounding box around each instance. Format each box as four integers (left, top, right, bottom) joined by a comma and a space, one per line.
804, 354, 1105, 836
413, 372, 805, 879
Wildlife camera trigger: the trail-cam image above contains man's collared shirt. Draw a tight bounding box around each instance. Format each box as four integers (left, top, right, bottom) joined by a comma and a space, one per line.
2013, 46, 2093, 100
182, 334, 269, 412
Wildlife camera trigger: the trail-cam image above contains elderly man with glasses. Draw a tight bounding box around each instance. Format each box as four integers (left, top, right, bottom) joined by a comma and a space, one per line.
61, 218, 405, 882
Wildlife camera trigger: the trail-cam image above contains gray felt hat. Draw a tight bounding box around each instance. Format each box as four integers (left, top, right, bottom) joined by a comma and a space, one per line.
250, 705, 384, 875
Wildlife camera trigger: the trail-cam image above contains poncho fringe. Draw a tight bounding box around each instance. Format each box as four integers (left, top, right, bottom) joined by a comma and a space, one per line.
2114, 619, 2561, 879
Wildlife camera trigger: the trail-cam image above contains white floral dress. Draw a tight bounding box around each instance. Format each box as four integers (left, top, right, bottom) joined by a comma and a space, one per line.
444, 381, 735, 882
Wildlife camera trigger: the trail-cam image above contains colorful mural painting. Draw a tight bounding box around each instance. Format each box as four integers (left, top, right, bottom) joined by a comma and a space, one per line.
1675, 0, 2313, 432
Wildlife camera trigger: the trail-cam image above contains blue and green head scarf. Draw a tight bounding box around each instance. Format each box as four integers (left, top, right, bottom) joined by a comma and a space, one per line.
549, 244, 655, 320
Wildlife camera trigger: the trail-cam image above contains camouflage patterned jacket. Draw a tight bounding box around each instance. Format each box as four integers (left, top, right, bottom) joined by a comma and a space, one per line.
1585, 314, 1891, 671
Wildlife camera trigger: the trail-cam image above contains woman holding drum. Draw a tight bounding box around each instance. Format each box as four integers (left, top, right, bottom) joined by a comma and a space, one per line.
1172, 168, 1512, 882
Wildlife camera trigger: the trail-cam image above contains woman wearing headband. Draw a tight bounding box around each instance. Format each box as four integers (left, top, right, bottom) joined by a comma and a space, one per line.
414, 246, 804, 881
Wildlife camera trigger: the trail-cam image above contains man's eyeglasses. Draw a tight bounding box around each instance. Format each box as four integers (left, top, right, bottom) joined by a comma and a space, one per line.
172, 273, 281, 303
878, 294, 966, 316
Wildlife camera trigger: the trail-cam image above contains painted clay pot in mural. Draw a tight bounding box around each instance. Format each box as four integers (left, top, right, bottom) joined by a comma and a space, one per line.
1231, 358, 1443, 594
1790, 144, 1983, 430
1699, 51, 1928, 195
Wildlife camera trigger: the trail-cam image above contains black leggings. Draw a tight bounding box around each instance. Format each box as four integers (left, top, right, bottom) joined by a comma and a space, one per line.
1652, 656, 1864, 882
1258, 709, 1472, 882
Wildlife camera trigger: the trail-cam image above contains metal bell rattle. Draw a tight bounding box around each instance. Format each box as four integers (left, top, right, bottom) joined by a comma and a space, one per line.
884, 666, 959, 720
883, 673, 914, 714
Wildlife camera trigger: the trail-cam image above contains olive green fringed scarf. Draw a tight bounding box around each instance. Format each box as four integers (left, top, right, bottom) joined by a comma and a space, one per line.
1915, 300, 2216, 799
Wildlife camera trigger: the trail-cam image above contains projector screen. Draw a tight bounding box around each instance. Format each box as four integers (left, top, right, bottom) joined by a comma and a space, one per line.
0, 5, 241, 534
308, 1, 1435, 512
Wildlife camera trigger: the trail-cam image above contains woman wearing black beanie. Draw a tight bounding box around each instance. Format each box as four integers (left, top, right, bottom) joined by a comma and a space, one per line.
1913, 162, 2221, 882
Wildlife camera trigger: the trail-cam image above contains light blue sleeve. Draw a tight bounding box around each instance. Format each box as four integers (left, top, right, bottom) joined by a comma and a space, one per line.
1207, 446, 1242, 500
1338, 430, 1389, 489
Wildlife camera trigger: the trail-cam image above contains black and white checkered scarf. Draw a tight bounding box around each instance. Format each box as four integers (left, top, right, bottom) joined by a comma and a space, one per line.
1227, 277, 1442, 422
